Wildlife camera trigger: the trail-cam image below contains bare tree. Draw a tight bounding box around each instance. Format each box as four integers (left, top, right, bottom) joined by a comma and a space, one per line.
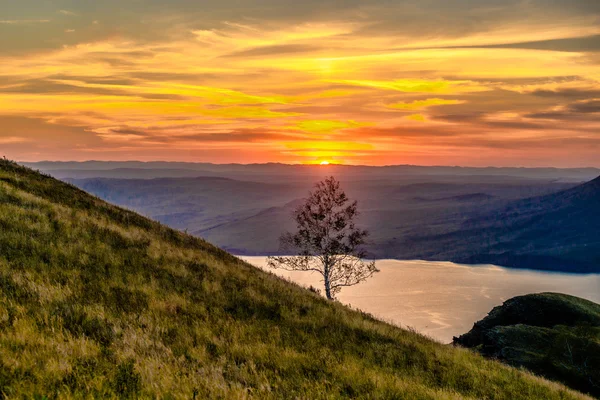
267, 176, 378, 300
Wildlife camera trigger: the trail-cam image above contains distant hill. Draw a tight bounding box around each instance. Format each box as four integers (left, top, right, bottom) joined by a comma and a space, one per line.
454, 293, 600, 397
60, 173, 580, 266
0, 159, 590, 398
423, 176, 600, 271
46, 167, 217, 180
25, 161, 600, 183
412, 192, 496, 202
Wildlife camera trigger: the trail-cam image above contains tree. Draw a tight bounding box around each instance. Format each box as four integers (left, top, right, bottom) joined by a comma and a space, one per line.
267, 176, 378, 300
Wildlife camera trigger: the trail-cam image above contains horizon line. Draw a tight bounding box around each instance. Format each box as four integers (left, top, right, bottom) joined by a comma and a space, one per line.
16, 159, 600, 170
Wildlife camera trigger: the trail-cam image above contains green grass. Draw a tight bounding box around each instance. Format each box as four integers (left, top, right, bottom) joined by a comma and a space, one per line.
0, 159, 591, 399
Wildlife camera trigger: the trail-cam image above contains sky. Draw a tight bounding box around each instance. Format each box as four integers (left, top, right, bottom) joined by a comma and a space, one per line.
0, 0, 599, 166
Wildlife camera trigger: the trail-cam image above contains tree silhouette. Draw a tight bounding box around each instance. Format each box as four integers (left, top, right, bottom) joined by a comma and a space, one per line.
268, 176, 378, 300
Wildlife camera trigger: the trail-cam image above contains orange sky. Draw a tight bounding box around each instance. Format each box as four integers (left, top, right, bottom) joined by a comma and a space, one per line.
1, 0, 599, 166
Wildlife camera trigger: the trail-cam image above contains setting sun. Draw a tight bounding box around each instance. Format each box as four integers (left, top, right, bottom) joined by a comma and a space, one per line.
320, 161, 330, 165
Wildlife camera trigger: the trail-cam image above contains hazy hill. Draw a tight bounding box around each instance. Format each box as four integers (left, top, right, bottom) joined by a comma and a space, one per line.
44, 168, 220, 180
454, 293, 600, 397
66, 176, 306, 233
25, 161, 600, 183
64, 174, 578, 264
0, 159, 590, 398
424, 176, 600, 271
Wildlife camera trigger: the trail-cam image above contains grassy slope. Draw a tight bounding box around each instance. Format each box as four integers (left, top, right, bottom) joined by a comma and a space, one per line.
0, 159, 590, 399
454, 293, 600, 398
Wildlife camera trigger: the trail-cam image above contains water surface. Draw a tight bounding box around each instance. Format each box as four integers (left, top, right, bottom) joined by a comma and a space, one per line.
241, 257, 600, 343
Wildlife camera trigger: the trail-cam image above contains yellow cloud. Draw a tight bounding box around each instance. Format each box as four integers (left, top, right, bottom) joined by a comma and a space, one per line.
406, 114, 427, 122
192, 21, 360, 49
283, 141, 373, 151
46, 78, 291, 106
281, 141, 374, 163
389, 98, 465, 110
328, 79, 487, 94
147, 83, 291, 105
198, 106, 301, 119
291, 120, 372, 134
296, 89, 358, 101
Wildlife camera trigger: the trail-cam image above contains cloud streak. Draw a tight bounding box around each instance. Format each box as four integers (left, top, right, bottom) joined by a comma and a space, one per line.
0, 19, 50, 24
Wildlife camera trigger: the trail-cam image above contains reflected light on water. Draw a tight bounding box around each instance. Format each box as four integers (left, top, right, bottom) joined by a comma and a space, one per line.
241, 257, 600, 343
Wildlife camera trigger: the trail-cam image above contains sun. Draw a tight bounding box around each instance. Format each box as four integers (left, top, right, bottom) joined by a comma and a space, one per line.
320, 161, 330, 165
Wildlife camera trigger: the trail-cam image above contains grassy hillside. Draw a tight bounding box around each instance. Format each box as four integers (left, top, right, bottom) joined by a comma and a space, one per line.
454, 293, 600, 397
0, 159, 591, 399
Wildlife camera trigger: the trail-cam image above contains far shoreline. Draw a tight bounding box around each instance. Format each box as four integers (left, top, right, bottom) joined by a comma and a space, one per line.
234, 254, 600, 276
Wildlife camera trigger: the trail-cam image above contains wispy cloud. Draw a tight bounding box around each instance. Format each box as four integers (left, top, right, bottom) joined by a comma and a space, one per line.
388, 98, 466, 110
327, 80, 488, 94
0, 19, 50, 24
290, 120, 372, 134
0, 136, 31, 144
59, 10, 78, 16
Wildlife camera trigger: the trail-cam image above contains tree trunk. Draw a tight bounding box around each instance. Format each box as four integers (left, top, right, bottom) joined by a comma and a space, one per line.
324, 278, 332, 300
323, 259, 333, 300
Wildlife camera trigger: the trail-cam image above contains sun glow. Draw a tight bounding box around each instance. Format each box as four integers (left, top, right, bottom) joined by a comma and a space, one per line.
320, 161, 330, 165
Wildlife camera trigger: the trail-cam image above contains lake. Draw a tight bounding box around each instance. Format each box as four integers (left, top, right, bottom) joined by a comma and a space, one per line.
240, 256, 600, 343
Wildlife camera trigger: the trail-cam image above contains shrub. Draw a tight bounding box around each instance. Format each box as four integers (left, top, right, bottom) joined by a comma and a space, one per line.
57, 304, 115, 347
109, 287, 149, 314
113, 359, 141, 398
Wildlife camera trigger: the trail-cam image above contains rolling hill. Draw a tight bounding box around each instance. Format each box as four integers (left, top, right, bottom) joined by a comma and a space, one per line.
0, 158, 591, 398
424, 175, 600, 271
454, 293, 600, 397
64, 174, 579, 266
